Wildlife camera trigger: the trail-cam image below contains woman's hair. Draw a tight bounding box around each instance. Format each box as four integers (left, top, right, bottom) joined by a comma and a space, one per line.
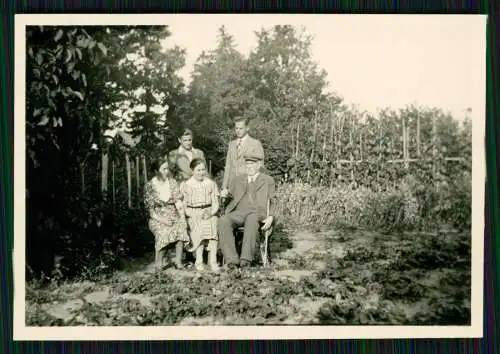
151, 156, 174, 176
190, 157, 206, 171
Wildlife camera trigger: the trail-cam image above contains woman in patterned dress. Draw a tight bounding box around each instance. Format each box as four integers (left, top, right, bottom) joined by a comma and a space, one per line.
144, 157, 190, 270
180, 158, 220, 272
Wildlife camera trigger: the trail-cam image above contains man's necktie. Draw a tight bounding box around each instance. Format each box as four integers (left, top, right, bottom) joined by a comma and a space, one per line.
236, 139, 242, 155
248, 178, 256, 204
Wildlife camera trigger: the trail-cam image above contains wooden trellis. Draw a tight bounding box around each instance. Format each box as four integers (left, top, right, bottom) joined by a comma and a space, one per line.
301, 107, 466, 186
95, 129, 215, 209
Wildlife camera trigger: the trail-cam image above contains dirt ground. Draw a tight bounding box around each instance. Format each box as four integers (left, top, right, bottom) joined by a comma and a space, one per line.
25, 226, 470, 326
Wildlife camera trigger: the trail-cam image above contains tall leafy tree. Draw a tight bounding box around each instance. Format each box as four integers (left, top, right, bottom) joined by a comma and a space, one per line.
246, 25, 337, 178
25, 25, 186, 277
108, 27, 187, 158
182, 26, 260, 176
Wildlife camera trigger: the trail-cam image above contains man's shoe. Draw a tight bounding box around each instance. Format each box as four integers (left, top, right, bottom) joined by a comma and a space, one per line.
240, 260, 251, 268
226, 263, 239, 271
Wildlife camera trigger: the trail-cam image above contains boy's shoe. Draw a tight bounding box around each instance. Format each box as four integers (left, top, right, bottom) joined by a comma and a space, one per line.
195, 263, 205, 271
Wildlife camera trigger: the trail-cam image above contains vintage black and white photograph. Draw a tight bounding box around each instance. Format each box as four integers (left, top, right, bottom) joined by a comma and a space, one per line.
14, 14, 485, 339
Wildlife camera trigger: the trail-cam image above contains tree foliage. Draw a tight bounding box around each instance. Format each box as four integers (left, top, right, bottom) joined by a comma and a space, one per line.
25, 24, 472, 280
26, 25, 186, 278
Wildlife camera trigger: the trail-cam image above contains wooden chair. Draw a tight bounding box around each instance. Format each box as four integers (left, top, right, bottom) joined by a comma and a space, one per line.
219, 198, 274, 267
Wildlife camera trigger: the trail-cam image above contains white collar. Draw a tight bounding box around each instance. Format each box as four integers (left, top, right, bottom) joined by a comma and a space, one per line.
179, 146, 193, 154
152, 177, 172, 201
189, 176, 206, 184
248, 173, 260, 183
237, 134, 249, 143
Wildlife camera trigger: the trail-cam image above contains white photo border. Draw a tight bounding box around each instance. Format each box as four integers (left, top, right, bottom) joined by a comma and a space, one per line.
13, 13, 486, 340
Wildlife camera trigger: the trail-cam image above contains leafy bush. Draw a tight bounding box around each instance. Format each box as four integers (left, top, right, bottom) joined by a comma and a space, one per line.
274, 171, 470, 233
27, 190, 152, 281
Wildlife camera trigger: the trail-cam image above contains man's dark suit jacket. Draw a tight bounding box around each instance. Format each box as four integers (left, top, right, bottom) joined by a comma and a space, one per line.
226, 172, 276, 222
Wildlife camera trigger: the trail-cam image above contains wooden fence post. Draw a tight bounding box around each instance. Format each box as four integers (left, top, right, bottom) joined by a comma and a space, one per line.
322, 121, 327, 163
349, 113, 354, 184
142, 155, 147, 185
112, 160, 116, 207
295, 122, 300, 158
377, 120, 382, 186
329, 105, 336, 188
403, 115, 409, 170
310, 110, 318, 163
101, 152, 109, 198
125, 153, 132, 208
359, 131, 363, 162
432, 113, 438, 188
336, 112, 344, 182
135, 155, 140, 201
80, 163, 85, 195
417, 110, 421, 157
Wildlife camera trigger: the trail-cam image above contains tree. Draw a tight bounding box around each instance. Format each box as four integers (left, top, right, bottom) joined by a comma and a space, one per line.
25, 25, 186, 278
184, 25, 341, 180
182, 26, 260, 176
245, 25, 337, 179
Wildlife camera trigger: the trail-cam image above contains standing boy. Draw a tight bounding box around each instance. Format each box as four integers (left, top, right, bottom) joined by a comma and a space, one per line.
221, 116, 264, 198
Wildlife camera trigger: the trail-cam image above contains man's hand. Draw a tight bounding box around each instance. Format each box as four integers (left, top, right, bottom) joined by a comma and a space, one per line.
261, 216, 274, 231
220, 188, 230, 199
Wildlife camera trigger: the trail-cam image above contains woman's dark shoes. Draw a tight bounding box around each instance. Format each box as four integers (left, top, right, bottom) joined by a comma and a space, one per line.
173, 262, 184, 270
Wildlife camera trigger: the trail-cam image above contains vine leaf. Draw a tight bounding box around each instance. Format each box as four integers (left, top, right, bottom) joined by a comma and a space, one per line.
38, 115, 50, 126
73, 90, 85, 101
65, 49, 72, 63
97, 43, 107, 56
54, 29, 64, 42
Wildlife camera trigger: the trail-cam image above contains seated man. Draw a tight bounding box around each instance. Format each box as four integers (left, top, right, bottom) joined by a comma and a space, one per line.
218, 151, 275, 269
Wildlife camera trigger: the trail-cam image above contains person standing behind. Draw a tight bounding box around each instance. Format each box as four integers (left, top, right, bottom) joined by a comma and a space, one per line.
168, 128, 207, 266
221, 116, 264, 199
169, 128, 207, 183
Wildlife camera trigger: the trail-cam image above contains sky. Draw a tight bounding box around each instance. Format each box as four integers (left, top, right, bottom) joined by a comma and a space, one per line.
160, 14, 486, 120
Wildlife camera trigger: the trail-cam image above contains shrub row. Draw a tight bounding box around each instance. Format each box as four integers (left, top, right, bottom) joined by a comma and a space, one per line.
274, 172, 471, 232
